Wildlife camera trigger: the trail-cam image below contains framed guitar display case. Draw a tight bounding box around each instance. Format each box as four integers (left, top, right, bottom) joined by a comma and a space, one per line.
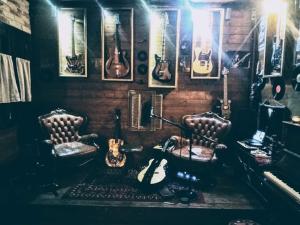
58, 8, 87, 77
191, 8, 224, 79
148, 8, 180, 88
257, 1, 287, 78
101, 8, 134, 81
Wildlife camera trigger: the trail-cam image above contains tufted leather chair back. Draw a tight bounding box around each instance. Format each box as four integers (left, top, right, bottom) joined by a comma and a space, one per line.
182, 112, 231, 149
39, 109, 85, 145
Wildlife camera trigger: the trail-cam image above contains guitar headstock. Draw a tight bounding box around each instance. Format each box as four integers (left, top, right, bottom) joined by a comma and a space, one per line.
222, 67, 229, 76
163, 12, 169, 25
114, 108, 121, 120
114, 14, 121, 25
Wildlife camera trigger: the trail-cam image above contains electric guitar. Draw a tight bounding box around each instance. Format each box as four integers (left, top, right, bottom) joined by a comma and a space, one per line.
105, 109, 126, 167
271, 35, 282, 75
137, 138, 176, 186
192, 48, 213, 75
152, 12, 172, 82
220, 67, 231, 120
65, 16, 84, 74
105, 14, 130, 78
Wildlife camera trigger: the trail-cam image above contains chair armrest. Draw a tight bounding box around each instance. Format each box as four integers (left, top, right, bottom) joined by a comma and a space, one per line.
79, 133, 98, 142
79, 133, 100, 149
214, 144, 228, 151
42, 139, 53, 145
171, 135, 190, 147
36, 139, 56, 159
214, 143, 228, 162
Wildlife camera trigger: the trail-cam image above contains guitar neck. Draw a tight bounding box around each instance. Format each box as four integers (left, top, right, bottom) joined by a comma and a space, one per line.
223, 73, 228, 105
71, 17, 76, 57
114, 109, 122, 140
114, 24, 121, 63
161, 14, 167, 60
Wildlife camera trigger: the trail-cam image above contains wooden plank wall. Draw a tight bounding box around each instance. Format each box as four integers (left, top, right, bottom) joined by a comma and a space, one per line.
30, 0, 255, 147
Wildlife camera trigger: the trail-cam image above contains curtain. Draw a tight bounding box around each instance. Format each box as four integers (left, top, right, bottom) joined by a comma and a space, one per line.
0, 53, 20, 103
16, 57, 31, 102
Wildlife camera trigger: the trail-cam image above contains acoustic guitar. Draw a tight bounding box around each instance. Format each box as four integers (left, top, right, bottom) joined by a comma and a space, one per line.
65, 16, 84, 74
105, 14, 130, 78
137, 137, 176, 186
152, 12, 172, 82
192, 48, 213, 75
105, 109, 126, 167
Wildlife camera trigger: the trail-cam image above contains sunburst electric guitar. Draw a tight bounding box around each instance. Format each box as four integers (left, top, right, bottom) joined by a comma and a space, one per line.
152, 12, 172, 82
105, 109, 126, 167
105, 14, 130, 78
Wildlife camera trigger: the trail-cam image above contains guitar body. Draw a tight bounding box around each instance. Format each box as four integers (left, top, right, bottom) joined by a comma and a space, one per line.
152, 54, 172, 82
105, 109, 127, 168
66, 54, 84, 74
220, 99, 231, 120
137, 158, 167, 185
193, 48, 213, 75
105, 48, 130, 78
105, 139, 126, 167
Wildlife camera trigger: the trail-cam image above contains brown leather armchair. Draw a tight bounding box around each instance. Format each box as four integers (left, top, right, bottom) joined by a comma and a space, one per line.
38, 108, 99, 166
169, 112, 231, 164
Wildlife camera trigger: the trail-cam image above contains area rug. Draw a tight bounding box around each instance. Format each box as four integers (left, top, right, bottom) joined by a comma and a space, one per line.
63, 168, 205, 203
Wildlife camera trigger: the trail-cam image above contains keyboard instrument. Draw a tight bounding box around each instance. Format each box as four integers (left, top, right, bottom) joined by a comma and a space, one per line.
237, 121, 300, 218
263, 171, 300, 204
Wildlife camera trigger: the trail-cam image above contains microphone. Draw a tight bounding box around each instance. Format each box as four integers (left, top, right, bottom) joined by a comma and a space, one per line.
141, 100, 152, 126
150, 106, 154, 118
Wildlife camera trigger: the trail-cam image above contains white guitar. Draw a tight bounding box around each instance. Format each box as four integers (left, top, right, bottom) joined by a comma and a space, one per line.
220, 67, 231, 120
137, 158, 168, 185
137, 138, 176, 186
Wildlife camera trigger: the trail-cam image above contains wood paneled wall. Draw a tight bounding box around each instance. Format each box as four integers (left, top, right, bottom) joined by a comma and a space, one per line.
30, 0, 255, 147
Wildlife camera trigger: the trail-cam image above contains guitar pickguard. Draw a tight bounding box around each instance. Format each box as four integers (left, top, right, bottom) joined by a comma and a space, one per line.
193, 49, 213, 75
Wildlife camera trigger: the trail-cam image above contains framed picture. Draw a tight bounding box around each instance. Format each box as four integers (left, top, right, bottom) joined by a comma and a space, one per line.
58, 8, 87, 77
191, 8, 224, 79
101, 8, 134, 81
257, 2, 287, 78
128, 90, 163, 131
148, 9, 180, 88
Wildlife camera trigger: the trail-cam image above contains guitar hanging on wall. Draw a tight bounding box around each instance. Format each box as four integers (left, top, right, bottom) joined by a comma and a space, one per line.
220, 67, 231, 119
65, 16, 84, 74
105, 14, 130, 78
152, 12, 172, 82
192, 48, 213, 75
270, 35, 282, 75
105, 109, 126, 168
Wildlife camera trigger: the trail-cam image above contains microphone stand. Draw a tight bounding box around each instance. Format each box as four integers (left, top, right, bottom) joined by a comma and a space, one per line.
150, 108, 197, 203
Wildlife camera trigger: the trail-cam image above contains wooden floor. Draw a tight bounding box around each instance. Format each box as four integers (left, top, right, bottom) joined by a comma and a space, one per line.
9, 164, 270, 225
